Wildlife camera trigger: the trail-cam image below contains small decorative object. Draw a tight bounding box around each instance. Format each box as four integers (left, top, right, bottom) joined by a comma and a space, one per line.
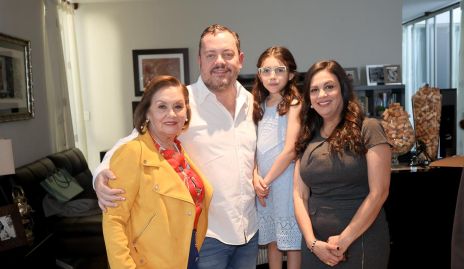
11, 185, 34, 244
0, 204, 28, 251
132, 48, 189, 96
383, 65, 401, 85
366, 65, 384, 86
344, 67, 360, 86
381, 103, 415, 166
0, 33, 34, 123
412, 85, 442, 162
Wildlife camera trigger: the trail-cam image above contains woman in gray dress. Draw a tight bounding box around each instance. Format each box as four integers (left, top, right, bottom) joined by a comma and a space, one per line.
293, 60, 391, 268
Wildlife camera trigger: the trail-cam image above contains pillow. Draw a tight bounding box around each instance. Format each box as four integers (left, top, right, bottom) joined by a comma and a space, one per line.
40, 168, 84, 202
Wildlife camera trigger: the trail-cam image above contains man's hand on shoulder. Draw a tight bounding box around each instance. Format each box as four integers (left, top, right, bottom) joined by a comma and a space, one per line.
95, 169, 125, 211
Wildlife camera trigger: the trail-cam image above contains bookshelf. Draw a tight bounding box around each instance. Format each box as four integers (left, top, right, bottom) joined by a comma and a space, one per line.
237, 74, 405, 119
354, 84, 405, 118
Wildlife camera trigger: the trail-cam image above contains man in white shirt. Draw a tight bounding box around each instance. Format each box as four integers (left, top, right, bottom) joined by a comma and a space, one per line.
93, 24, 258, 269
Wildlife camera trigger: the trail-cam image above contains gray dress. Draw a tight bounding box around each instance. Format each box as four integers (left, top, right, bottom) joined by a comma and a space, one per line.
299, 118, 390, 269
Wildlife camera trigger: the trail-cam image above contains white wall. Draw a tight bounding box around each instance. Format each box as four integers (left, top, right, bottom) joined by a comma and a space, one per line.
0, 0, 52, 167
74, 0, 403, 171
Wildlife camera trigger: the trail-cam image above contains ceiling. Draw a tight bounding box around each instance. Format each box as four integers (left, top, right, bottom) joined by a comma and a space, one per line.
73, 0, 460, 23
403, 0, 460, 23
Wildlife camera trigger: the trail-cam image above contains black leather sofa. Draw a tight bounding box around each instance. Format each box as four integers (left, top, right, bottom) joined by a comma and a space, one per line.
4, 147, 105, 268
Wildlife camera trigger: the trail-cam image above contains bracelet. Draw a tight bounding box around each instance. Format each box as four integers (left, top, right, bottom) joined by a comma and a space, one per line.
309, 239, 318, 253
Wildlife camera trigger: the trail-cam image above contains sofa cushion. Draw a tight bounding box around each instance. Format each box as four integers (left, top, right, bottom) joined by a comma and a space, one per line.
55, 214, 103, 235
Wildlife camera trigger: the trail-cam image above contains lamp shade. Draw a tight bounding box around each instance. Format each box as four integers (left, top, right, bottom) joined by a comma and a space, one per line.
0, 139, 15, 175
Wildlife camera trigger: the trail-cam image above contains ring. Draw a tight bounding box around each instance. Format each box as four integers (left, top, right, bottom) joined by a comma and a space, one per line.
327, 261, 332, 266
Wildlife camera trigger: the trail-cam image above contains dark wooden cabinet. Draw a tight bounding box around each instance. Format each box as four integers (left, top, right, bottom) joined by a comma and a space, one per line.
385, 166, 462, 269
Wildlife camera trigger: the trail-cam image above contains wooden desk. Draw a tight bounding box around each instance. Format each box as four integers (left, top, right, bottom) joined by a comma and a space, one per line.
385, 166, 462, 268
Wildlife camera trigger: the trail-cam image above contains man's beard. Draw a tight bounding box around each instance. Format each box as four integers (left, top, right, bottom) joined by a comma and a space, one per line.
204, 76, 232, 92
202, 65, 237, 92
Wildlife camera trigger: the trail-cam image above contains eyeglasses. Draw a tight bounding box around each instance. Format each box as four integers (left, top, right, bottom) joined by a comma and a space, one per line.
258, 66, 288, 76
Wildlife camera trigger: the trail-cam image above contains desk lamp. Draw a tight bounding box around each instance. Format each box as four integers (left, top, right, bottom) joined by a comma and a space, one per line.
0, 139, 15, 204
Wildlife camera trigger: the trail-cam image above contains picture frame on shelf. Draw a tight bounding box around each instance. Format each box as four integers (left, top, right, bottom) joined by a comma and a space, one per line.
344, 67, 360, 86
132, 48, 189, 97
366, 65, 385, 86
383, 65, 402, 85
0, 204, 28, 252
0, 33, 34, 123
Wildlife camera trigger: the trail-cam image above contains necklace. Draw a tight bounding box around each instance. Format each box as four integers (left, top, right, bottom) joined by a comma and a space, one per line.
149, 132, 204, 205
149, 131, 175, 150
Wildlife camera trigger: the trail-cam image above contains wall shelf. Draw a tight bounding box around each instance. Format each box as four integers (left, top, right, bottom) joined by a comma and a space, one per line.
354, 84, 405, 118
237, 74, 405, 119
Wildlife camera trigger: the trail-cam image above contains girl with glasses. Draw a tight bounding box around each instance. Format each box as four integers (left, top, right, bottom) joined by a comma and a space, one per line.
252, 46, 302, 269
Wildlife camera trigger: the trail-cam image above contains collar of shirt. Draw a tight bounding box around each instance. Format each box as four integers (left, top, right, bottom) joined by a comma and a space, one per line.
193, 76, 251, 118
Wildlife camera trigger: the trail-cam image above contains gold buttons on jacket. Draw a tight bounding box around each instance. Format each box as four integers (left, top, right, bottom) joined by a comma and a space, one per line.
154, 184, 160, 191
186, 211, 192, 216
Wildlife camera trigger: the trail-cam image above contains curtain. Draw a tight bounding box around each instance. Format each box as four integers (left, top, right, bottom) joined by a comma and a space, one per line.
57, 1, 88, 157
43, 0, 88, 157
458, 1, 464, 155
42, 0, 74, 152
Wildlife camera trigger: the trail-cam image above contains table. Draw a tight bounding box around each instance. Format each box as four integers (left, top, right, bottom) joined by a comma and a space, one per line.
385, 165, 462, 268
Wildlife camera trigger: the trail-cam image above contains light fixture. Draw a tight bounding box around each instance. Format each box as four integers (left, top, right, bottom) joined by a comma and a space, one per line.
0, 139, 15, 176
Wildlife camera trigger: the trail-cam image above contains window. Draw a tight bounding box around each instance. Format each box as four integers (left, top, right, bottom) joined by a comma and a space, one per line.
452, 7, 461, 88
436, 12, 451, 89
402, 4, 461, 116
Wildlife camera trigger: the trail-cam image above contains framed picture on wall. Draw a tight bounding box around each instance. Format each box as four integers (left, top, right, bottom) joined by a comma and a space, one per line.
344, 67, 360, 86
0, 33, 34, 123
383, 65, 402, 85
366, 65, 385, 86
132, 48, 189, 97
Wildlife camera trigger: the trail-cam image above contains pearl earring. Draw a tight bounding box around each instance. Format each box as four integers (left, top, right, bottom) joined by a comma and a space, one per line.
141, 118, 149, 131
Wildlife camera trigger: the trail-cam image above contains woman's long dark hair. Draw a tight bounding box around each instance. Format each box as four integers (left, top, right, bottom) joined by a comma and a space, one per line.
252, 46, 301, 124
295, 60, 365, 157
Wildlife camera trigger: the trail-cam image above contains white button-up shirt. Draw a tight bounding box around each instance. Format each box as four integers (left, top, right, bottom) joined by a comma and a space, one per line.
94, 76, 257, 245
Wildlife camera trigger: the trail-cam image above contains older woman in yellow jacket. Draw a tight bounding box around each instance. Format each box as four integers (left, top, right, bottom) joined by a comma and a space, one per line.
103, 76, 213, 269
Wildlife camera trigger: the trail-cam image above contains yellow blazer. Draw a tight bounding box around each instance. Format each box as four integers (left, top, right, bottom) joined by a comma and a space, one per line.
103, 131, 213, 269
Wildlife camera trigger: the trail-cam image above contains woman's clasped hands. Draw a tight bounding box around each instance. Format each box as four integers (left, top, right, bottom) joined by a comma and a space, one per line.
312, 236, 347, 267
